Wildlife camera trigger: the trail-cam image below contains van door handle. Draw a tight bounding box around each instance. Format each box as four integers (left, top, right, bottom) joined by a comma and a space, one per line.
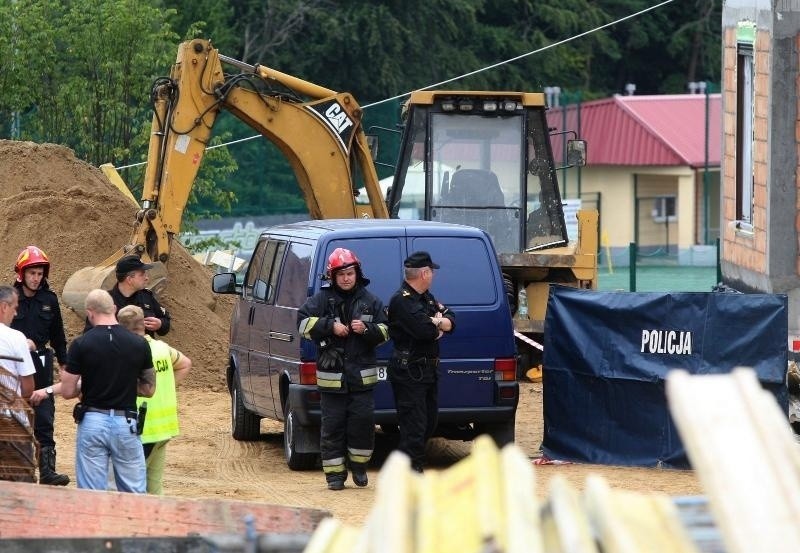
269, 332, 293, 342
249, 306, 255, 325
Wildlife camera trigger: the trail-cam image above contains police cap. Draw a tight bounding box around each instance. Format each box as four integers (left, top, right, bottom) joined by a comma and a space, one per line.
404, 251, 440, 269
116, 255, 154, 276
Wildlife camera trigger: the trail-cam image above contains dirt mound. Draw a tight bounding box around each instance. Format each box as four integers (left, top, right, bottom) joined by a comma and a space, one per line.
0, 140, 233, 390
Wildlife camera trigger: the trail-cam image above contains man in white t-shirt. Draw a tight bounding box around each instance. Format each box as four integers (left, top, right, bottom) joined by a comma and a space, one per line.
0, 285, 37, 483
0, 285, 36, 398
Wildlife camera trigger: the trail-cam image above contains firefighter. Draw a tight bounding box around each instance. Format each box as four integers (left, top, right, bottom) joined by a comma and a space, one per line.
11, 245, 70, 486
387, 251, 455, 473
298, 248, 389, 490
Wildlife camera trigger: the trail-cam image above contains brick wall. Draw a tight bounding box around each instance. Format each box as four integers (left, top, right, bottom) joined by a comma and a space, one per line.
721, 27, 770, 274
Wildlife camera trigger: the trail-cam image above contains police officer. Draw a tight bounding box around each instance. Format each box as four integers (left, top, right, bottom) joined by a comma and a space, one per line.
11, 246, 70, 486
298, 248, 388, 490
84, 255, 170, 337
387, 251, 455, 473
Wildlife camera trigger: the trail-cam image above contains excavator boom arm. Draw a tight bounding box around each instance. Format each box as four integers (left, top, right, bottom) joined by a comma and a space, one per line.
62, 39, 387, 315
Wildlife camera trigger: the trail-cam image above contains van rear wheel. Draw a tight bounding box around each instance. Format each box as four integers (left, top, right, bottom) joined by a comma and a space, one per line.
476, 416, 516, 448
231, 373, 261, 441
283, 396, 319, 471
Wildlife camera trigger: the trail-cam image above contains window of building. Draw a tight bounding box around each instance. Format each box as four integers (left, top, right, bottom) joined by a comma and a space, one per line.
652, 196, 677, 223
735, 42, 754, 226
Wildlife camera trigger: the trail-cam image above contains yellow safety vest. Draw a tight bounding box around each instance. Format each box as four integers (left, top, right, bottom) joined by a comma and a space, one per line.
137, 337, 179, 443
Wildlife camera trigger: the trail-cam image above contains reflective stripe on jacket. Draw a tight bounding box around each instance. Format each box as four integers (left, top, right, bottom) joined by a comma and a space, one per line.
298, 285, 388, 392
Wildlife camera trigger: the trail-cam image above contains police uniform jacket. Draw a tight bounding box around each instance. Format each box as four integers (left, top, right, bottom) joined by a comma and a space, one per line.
12, 280, 68, 386
298, 282, 388, 393
83, 285, 171, 336
109, 285, 171, 336
387, 281, 456, 381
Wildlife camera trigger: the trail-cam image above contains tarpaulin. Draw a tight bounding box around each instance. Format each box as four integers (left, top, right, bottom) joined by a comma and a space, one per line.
542, 286, 788, 468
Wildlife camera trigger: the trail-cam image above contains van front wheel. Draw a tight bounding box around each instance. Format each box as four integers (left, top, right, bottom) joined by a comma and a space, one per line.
283, 397, 319, 471
231, 373, 261, 441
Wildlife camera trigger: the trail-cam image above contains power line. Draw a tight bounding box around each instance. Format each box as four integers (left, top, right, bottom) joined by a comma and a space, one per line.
114, 0, 674, 172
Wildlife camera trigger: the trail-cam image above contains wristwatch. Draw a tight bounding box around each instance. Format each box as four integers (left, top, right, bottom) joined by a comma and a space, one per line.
45, 386, 53, 395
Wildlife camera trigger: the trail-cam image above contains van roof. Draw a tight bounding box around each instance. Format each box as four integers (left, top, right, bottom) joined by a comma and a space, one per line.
259, 218, 488, 241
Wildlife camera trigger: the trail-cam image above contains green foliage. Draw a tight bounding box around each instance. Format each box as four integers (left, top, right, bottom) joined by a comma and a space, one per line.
0, 0, 724, 222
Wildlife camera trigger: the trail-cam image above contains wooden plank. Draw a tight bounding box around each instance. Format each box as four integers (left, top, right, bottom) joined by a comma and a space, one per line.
0, 479, 328, 538
544, 475, 600, 553
501, 444, 543, 553
584, 475, 700, 553
666, 368, 800, 553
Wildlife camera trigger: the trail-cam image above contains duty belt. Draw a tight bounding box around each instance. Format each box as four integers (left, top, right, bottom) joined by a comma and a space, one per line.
86, 407, 136, 418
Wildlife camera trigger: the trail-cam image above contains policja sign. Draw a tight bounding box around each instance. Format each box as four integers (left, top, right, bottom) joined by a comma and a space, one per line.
541, 285, 788, 468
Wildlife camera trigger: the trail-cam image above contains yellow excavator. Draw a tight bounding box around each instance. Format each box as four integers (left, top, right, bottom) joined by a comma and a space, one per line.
62, 39, 387, 315
63, 38, 598, 372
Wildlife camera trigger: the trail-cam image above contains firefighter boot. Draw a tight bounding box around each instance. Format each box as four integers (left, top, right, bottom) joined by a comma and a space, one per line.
326, 471, 347, 491
39, 446, 70, 486
351, 463, 368, 487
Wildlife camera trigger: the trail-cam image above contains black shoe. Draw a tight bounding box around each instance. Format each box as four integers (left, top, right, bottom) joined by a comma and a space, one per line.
39, 446, 70, 486
352, 469, 368, 487
39, 472, 70, 486
327, 479, 345, 491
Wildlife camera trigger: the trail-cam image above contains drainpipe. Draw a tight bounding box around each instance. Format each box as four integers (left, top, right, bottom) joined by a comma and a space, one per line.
702, 81, 710, 245
577, 90, 583, 199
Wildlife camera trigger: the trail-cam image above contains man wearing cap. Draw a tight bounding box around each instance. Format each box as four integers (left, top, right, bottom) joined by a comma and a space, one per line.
85, 255, 170, 337
387, 251, 455, 473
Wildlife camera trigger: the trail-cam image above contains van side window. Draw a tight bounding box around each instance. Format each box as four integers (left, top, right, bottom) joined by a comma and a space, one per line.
277, 243, 313, 307
244, 239, 269, 300
254, 240, 286, 303
410, 237, 497, 306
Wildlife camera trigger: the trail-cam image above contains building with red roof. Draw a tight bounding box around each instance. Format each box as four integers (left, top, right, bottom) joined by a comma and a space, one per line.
547, 93, 721, 267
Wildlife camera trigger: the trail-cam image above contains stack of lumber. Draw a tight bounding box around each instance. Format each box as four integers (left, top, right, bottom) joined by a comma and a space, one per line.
667, 368, 800, 553
304, 436, 700, 553
305, 367, 800, 553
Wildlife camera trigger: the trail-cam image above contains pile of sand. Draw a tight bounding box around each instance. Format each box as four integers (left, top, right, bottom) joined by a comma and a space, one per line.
0, 140, 233, 390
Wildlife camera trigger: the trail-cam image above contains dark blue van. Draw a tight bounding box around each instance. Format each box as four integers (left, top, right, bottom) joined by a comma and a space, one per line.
212, 219, 518, 469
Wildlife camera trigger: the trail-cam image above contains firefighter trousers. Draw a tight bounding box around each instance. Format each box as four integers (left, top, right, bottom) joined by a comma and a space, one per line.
320, 390, 375, 481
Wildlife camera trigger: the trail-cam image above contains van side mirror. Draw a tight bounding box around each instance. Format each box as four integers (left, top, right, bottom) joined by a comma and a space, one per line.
566, 139, 587, 167
212, 272, 238, 295
366, 134, 379, 161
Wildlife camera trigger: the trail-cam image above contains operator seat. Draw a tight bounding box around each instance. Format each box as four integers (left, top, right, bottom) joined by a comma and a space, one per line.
445, 169, 505, 207
442, 169, 512, 250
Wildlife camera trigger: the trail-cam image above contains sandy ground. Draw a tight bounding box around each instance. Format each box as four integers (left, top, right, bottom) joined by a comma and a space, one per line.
52, 380, 702, 527
1, 139, 702, 528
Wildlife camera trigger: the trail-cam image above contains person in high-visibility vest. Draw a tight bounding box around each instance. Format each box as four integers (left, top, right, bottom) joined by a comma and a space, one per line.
117, 305, 191, 494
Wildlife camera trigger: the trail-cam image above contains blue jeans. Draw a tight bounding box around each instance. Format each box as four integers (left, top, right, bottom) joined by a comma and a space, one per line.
75, 412, 146, 493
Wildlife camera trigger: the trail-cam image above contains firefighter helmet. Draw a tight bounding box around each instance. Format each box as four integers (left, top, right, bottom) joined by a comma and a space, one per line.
14, 245, 50, 282
326, 248, 360, 275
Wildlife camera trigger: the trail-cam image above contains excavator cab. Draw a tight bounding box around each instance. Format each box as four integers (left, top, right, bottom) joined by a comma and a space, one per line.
386, 91, 572, 257
386, 91, 598, 363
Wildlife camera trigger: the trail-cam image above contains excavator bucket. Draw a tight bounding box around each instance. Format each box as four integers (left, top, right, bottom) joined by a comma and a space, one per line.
61, 164, 169, 317
61, 255, 168, 318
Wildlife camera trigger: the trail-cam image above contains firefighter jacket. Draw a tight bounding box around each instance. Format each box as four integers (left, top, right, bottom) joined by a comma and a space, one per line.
12, 280, 68, 387
298, 283, 389, 393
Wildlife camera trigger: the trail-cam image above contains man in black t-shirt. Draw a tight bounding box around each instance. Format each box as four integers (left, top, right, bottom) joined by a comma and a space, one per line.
61, 289, 155, 492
